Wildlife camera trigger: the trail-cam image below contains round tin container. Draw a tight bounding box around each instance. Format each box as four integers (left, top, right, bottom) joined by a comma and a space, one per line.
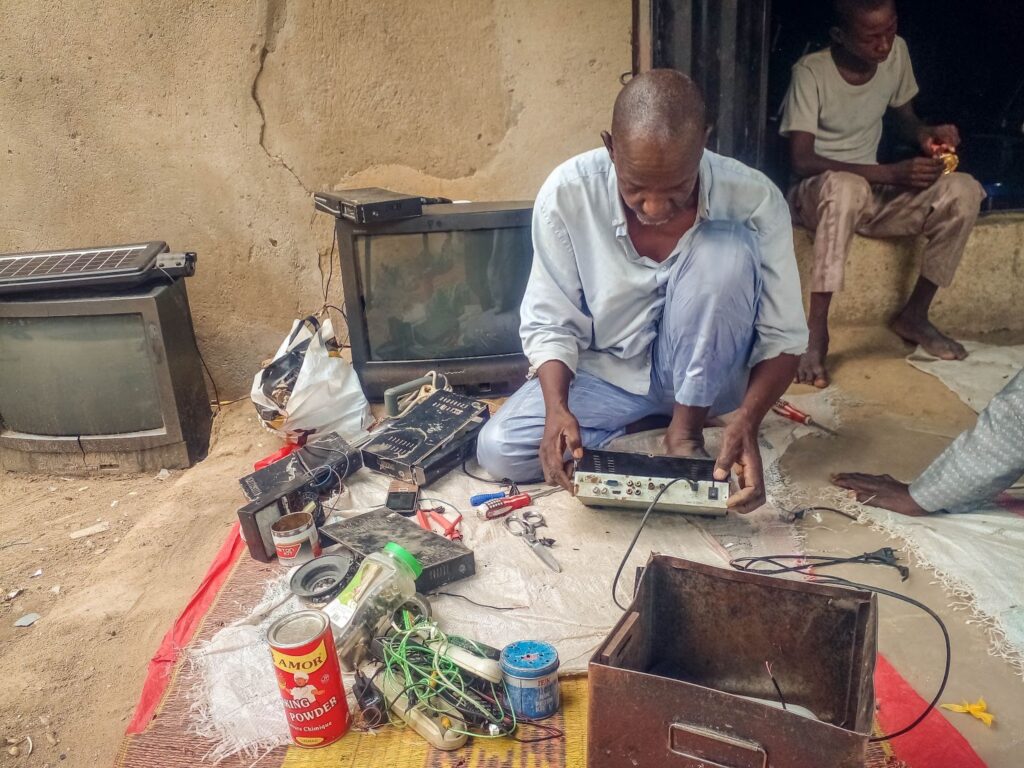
500, 640, 561, 720
271, 511, 321, 566
267, 609, 349, 748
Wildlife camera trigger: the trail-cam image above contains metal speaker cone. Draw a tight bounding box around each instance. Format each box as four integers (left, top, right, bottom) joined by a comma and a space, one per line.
289, 552, 356, 604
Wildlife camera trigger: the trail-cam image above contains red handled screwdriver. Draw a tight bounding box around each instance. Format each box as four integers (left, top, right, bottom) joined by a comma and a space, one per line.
476, 486, 563, 520
772, 399, 837, 436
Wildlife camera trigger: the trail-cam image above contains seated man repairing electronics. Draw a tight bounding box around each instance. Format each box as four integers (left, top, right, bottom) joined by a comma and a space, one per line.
781, 0, 986, 388
475, 70, 809, 514
833, 368, 1024, 515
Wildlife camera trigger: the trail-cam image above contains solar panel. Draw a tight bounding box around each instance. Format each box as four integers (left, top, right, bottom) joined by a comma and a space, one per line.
0, 241, 195, 295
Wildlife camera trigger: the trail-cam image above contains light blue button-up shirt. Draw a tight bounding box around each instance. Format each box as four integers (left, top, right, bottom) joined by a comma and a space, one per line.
520, 147, 808, 395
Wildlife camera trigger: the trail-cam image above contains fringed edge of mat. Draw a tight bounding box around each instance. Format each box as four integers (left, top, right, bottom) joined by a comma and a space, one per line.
818, 486, 1024, 681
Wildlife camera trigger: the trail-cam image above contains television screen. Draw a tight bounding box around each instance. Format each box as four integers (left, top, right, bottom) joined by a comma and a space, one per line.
356, 226, 532, 361
0, 314, 163, 436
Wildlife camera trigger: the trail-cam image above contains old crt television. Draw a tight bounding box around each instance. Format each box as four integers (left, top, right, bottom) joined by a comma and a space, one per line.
0, 242, 213, 473
316, 192, 534, 399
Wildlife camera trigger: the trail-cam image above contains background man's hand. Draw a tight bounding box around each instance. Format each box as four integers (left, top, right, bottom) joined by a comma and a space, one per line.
539, 407, 583, 492
919, 124, 960, 155
713, 419, 765, 514
888, 156, 944, 188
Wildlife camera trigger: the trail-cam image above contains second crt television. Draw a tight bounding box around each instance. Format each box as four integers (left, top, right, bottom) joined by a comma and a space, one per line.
317, 193, 534, 399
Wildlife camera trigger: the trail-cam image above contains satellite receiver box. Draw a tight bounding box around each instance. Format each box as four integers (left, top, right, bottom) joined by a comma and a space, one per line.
321, 507, 475, 592
313, 188, 424, 224
360, 389, 489, 486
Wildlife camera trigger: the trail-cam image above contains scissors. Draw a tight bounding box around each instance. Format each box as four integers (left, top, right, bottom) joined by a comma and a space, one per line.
503, 509, 561, 573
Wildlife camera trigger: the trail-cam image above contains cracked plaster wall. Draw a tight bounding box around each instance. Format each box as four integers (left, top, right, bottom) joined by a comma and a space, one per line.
0, 0, 630, 397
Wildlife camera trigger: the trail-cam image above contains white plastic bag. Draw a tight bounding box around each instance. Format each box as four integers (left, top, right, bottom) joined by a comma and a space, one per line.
251, 316, 371, 442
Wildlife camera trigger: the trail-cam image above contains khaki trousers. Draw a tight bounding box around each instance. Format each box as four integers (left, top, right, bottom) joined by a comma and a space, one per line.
789, 170, 986, 293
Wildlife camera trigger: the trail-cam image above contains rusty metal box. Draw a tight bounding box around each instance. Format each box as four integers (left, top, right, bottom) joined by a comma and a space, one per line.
588, 555, 877, 768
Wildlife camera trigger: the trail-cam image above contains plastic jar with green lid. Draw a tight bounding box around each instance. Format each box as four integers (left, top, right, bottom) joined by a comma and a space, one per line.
324, 542, 423, 670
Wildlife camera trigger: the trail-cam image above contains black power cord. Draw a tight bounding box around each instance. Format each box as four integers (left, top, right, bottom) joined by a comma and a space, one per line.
610, 477, 686, 610
730, 554, 951, 743
730, 548, 910, 582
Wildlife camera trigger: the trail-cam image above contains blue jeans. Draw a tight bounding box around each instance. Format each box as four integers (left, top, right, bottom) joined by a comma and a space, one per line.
477, 220, 761, 481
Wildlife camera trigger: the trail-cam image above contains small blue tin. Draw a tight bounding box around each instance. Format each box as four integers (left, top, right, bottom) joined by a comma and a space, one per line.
500, 640, 561, 720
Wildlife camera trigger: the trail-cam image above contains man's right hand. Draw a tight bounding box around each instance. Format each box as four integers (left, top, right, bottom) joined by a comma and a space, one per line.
539, 407, 583, 492
887, 156, 944, 189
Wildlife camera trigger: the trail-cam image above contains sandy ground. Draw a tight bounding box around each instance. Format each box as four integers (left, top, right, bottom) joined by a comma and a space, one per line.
0, 406, 267, 766
0, 326, 1022, 767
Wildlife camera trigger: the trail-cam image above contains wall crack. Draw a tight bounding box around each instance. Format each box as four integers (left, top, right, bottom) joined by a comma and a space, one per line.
250, 0, 310, 195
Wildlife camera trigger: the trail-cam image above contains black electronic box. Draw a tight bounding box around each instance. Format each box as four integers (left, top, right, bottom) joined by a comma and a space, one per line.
360, 389, 489, 486
321, 507, 475, 592
313, 188, 424, 224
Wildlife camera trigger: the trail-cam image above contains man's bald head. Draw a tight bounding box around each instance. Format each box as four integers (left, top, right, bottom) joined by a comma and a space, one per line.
610, 69, 708, 149
602, 70, 708, 228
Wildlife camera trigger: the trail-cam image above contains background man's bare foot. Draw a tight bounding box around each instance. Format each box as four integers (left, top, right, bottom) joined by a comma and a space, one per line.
795, 345, 830, 388
831, 472, 930, 516
891, 312, 968, 360
664, 433, 709, 458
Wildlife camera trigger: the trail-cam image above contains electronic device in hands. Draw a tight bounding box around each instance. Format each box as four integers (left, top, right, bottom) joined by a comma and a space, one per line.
573, 449, 729, 516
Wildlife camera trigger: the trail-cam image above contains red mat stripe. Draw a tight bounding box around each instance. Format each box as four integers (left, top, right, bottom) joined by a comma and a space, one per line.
125, 521, 246, 734
875, 654, 987, 768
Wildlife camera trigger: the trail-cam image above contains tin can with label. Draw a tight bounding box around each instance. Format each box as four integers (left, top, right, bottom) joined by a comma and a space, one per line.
271, 510, 321, 566
268, 609, 349, 747
500, 640, 561, 720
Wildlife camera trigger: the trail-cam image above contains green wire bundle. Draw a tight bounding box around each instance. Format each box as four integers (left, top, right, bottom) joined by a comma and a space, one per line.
376, 615, 517, 738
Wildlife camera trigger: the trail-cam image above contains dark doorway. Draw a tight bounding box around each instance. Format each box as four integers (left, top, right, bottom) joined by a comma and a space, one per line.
640, 0, 1024, 210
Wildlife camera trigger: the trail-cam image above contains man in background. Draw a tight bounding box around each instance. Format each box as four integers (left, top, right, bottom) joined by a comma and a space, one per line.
834, 369, 1024, 514
781, 0, 985, 388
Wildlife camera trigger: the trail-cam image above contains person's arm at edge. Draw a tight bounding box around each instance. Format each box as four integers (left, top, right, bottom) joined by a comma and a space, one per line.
519, 187, 592, 491
536, 360, 583, 492
713, 354, 799, 514
889, 101, 961, 155
788, 130, 942, 188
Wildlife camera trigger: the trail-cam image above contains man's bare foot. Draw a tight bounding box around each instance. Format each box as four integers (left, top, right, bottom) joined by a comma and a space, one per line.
890, 311, 968, 361
797, 293, 832, 388
795, 347, 830, 388
663, 432, 709, 458
831, 472, 930, 516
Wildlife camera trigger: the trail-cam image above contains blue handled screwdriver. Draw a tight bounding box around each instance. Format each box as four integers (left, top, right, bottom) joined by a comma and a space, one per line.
469, 490, 507, 506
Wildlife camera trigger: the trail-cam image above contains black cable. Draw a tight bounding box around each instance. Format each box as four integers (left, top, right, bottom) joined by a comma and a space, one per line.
765, 661, 787, 710
321, 303, 350, 348
815, 575, 951, 743
430, 591, 528, 612
157, 265, 222, 412
728, 555, 951, 743
793, 505, 860, 522
461, 457, 545, 487
731, 549, 910, 581
321, 226, 337, 307
611, 477, 686, 610
460, 457, 505, 484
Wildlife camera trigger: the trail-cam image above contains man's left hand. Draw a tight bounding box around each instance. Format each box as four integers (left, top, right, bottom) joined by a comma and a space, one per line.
713, 418, 765, 514
920, 124, 960, 155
